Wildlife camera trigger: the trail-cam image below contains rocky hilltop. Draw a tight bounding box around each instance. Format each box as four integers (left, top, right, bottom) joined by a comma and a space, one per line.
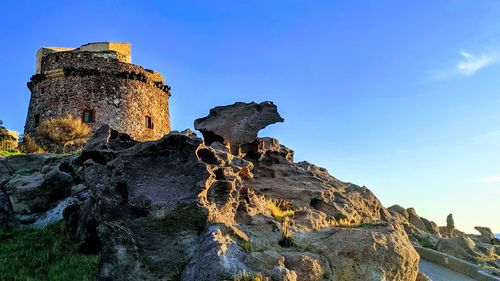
2, 102, 427, 280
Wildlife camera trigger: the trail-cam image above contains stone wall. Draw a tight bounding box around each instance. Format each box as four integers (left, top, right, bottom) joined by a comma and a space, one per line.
38, 51, 164, 82
25, 44, 171, 143
415, 246, 500, 281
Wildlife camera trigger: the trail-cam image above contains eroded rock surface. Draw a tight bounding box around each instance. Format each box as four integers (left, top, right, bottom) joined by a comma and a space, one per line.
475, 226, 495, 244
194, 101, 284, 149
1, 103, 423, 280
56, 122, 419, 280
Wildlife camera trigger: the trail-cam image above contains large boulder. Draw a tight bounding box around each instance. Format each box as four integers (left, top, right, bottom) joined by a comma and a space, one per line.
301, 224, 419, 280
475, 226, 495, 244
388, 204, 409, 220
0, 153, 84, 227
421, 217, 440, 236
437, 236, 480, 262
194, 101, 284, 148
406, 208, 428, 232
4, 168, 73, 214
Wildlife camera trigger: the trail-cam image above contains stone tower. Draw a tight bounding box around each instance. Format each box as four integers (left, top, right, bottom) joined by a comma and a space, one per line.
25, 42, 171, 141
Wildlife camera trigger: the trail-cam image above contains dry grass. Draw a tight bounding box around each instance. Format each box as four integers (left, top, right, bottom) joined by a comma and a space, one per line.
37, 114, 90, 148
266, 198, 294, 221
18, 134, 44, 154
330, 218, 383, 229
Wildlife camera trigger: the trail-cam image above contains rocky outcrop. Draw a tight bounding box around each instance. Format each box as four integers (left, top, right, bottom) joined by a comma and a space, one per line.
300, 225, 418, 280
392, 204, 500, 276
4, 168, 73, 213
0, 154, 87, 226
387, 204, 440, 238
446, 213, 455, 236
437, 236, 480, 261
194, 101, 284, 150
1, 102, 421, 280
475, 226, 495, 244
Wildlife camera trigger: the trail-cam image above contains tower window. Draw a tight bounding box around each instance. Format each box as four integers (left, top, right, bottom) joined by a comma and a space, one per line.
82, 110, 95, 123
145, 116, 153, 129
34, 114, 40, 127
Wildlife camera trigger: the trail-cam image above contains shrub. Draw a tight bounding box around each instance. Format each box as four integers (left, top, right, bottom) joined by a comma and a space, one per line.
238, 240, 255, 253
278, 218, 294, 248
18, 134, 44, 154
266, 198, 294, 221
0, 222, 99, 281
0, 120, 14, 140
36, 115, 90, 153
0, 119, 17, 151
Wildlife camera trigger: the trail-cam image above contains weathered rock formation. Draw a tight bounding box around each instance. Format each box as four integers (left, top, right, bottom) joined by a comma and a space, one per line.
475, 226, 496, 244
194, 101, 284, 153
388, 204, 500, 277
1, 102, 423, 280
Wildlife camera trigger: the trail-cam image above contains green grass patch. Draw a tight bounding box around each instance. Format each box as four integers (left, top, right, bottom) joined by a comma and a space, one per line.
0, 222, 99, 281
0, 149, 22, 157
234, 271, 266, 281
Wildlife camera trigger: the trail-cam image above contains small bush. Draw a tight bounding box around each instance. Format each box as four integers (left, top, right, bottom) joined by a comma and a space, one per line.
0, 222, 99, 281
0, 119, 17, 151
36, 115, 90, 153
0, 120, 14, 140
266, 198, 294, 221
18, 134, 44, 154
238, 240, 255, 253
278, 218, 294, 248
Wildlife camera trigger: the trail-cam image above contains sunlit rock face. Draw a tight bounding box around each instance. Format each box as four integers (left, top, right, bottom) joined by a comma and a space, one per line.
388, 204, 500, 276
2, 102, 421, 280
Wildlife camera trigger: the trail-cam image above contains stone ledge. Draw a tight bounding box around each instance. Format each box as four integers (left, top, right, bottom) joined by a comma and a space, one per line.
415, 246, 500, 281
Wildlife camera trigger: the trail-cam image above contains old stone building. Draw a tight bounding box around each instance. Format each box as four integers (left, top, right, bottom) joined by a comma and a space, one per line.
25, 42, 171, 141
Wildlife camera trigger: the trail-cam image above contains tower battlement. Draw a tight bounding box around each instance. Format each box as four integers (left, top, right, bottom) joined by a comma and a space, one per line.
35, 42, 132, 74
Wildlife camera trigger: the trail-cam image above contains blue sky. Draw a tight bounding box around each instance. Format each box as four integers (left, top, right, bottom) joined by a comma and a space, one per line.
0, 1, 498, 233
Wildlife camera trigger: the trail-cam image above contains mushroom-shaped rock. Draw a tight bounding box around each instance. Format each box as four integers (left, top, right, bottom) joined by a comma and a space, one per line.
194, 101, 284, 147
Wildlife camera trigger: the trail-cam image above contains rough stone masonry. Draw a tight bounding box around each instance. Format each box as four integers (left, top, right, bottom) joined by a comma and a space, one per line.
24, 42, 171, 142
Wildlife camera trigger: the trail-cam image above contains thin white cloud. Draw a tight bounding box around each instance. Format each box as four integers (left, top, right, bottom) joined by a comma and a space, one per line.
430, 49, 499, 81
456, 50, 496, 76
479, 176, 500, 184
